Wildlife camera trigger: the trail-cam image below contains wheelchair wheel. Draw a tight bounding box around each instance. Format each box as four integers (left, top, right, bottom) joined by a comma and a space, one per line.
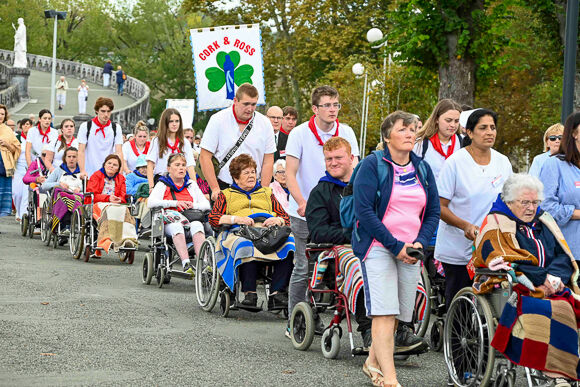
156, 266, 165, 288
142, 253, 154, 285
195, 237, 219, 312
21, 215, 28, 237
28, 212, 35, 238
430, 319, 444, 352
70, 210, 85, 259
414, 265, 431, 338
493, 363, 516, 387
119, 250, 135, 264
444, 288, 495, 387
40, 201, 50, 243
321, 327, 341, 359
219, 291, 231, 318
83, 245, 91, 262
290, 302, 315, 351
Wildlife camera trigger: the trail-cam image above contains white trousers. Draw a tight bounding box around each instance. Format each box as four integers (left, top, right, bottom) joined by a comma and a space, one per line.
103, 73, 111, 87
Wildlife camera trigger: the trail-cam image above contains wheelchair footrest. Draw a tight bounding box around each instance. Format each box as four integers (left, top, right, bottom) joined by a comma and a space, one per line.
234, 302, 263, 313
351, 347, 369, 356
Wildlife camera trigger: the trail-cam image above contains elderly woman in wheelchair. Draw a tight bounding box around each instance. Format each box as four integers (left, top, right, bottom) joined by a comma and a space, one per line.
446, 173, 580, 387
207, 154, 294, 312
146, 153, 211, 282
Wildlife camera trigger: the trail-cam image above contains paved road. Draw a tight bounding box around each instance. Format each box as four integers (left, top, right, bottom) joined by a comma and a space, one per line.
8, 70, 135, 123
0, 217, 452, 386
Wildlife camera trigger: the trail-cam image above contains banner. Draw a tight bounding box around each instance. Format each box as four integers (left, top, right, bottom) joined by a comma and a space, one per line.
166, 99, 196, 128
190, 24, 266, 111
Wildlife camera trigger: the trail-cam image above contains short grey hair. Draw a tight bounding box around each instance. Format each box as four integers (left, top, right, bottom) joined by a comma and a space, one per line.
381, 110, 417, 140
501, 173, 544, 203
273, 158, 286, 175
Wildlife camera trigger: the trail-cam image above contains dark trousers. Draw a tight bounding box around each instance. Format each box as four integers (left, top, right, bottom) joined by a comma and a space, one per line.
442, 262, 472, 311
239, 257, 294, 293
355, 292, 372, 333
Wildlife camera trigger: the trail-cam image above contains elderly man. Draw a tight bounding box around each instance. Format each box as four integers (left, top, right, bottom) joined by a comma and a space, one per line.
6, 119, 16, 132
267, 106, 287, 161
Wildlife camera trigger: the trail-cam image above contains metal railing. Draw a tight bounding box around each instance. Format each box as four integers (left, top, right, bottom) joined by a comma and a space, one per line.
0, 49, 150, 132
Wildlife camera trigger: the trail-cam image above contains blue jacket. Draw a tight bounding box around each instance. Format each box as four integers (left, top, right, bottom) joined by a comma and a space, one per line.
103, 62, 113, 75
116, 69, 125, 83
126, 171, 147, 196
352, 148, 440, 259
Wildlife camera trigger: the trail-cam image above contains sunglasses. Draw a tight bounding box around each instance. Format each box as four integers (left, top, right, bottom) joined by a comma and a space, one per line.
548, 135, 562, 141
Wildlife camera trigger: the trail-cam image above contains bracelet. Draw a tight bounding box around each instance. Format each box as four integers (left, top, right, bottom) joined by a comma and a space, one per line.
231, 215, 235, 224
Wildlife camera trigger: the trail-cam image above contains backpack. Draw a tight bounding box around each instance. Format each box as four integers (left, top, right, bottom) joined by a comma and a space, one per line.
86, 119, 118, 138
340, 149, 430, 239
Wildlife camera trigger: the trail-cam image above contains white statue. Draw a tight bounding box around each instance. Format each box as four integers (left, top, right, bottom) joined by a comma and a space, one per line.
12, 18, 27, 68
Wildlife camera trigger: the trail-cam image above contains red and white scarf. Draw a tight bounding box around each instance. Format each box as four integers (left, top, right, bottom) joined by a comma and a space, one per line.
130, 139, 150, 157
429, 132, 456, 160
92, 117, 110, 138
38, 123, 51, 143
59, 134, 75, 148
308, 115, 339, 146
167, 138, 180, 154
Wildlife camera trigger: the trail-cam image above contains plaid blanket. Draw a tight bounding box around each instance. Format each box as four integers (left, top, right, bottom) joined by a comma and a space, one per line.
93, 203, 138, 253
492, 284, 580, 380
51, 188, 83, 231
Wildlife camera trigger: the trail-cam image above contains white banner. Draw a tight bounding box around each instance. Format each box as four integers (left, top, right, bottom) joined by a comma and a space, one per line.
190, 24, 266, 111
166, 99, 196, 128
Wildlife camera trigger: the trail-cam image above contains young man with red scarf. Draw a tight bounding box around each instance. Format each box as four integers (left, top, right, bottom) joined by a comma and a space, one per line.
77, 97, 124, 178
284, 85, 360, 336
199, 83, 276, 201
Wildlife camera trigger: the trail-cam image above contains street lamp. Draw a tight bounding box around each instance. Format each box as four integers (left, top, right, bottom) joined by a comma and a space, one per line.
353, 63, 370, 156
44, 10, 67, 114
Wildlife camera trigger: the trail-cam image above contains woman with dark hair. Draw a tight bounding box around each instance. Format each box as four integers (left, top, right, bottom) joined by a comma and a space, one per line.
0, 104, 21, 227
435, 108, 513, 309
146, 108, 196, 190
26, 109, 57, 167
540, 111, 580, 262
45, 118, 78, 172
86, 154, 137, 256
413, 99, 462, 179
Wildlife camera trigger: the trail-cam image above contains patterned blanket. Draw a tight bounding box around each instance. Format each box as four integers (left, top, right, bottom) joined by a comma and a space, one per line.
51, 188, 83, 231
216, 226, 295, 292
93, 203, 138, 253
492, 284, 580, 380
310, 245, 363, 314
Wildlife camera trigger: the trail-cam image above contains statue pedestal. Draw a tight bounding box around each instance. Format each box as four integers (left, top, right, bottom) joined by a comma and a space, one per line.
73, 114, 91, 132
9, 67, 30, 100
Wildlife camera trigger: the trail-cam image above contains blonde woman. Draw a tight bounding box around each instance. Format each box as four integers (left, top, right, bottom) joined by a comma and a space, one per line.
529, 123, 564, 178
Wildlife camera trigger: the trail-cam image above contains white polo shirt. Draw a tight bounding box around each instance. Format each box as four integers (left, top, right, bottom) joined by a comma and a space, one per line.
122, 140, 150, 172
146, 137, 195, 175
51, 137, 80, 167
27, 125, 59, 161
77, 119, 124, 177
285, 119, 360, 220
201, 108, 276, 184
413, 136, 462, 181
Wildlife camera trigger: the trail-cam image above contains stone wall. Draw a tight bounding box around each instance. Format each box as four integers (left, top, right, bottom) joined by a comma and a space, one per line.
0, 49, 150, 132
0, 62, 19, 108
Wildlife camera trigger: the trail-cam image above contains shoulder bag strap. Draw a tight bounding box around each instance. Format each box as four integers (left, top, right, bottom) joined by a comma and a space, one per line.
217, 115, 255, 169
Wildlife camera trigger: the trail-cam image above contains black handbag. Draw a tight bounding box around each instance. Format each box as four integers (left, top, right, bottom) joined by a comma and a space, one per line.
235, 225, 292, 255
169, 190, 205, 222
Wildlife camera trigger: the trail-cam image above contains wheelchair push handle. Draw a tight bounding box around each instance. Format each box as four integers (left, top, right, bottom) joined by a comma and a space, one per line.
406, 247, 425, 262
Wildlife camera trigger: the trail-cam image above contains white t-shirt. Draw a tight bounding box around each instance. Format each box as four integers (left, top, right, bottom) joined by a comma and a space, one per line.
413, 136, 461, 180
285, 119, 360, 220
26, 125, 59, 161
146, 137, 195, 175
122, 140, 150, 172
77, 120, 123, 177
50, 137, 80, 167
434, 148, 513, 265
200, 108, 276, 184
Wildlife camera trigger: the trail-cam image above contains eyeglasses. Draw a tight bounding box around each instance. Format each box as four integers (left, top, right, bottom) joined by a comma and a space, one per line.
275, 170, 286, 174
268, 116, 283, 121
316, 103, 341, 110
548, 135, 562, 141
514, 199, 542, 208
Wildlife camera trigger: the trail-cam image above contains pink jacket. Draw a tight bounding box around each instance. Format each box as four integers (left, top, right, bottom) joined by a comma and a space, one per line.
271, 180, 289, 211
23, 159, 47, 185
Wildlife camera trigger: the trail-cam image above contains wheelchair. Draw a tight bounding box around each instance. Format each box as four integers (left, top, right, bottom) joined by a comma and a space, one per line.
39, 188, 76, 249
195, 213, 292, 318
142, 207, 211, 288
69, 191, 137, 263
290, 243, 367, 359
443, 269, 578, 387
20, 187, 47, 239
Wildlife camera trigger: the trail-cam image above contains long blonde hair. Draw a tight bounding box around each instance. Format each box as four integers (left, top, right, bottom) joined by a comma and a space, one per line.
417, 99, 462, 141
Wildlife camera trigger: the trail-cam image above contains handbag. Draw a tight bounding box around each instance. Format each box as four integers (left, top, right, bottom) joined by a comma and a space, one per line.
195, 116, 254, 181
169, 189, 205, 222
235, 224, 291, 255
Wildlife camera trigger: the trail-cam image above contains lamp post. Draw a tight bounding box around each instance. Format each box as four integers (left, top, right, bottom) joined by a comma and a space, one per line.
367, 27, 391, 114
44, 10, 67, 114
561, 0, 579, 123
353, 63, 370, 156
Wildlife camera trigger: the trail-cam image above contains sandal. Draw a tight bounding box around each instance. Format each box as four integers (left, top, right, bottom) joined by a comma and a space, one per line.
362, 360, 384, 387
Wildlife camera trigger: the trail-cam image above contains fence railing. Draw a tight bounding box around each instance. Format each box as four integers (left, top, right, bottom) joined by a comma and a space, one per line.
0, 49, 150, 132
0, 61, 19, 108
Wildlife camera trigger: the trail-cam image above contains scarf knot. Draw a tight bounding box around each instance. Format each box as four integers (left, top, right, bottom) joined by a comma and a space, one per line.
92, 117, 111, 138
308, 115, 339, 146
429, 132, 456, 160
38, 123, 51, 144
167, 138, 180, 154
159, 173, 190, 192
130, 139, 150, 156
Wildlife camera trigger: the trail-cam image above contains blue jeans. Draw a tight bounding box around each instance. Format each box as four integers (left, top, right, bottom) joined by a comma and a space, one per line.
117, 81, 124, 95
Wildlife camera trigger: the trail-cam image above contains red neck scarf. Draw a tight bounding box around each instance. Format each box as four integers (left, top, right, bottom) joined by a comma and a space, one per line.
232, 105, 250, 125
429, 132, 456, 160
308, 115, 339, 146
92, 117, 110, 138
59, 135, 75, 148
167, 138, 180, 154
130, 139, 150, 157
280, 126, 289, 135
38, 123, 51, 143
21, 132, 27, 140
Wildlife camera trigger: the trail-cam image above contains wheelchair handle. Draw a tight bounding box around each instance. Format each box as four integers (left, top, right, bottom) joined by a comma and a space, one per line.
406, 247, 424, 261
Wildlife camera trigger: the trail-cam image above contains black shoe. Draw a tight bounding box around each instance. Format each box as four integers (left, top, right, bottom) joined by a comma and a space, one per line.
241, 292, 258, 307
58, 237, 68, 246
268, 292, 288, 310
313, 315, 325, 335
362, 329, 372, 351
394, 324, 428, 355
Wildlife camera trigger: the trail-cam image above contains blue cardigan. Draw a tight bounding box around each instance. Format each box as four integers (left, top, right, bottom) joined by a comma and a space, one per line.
352, 148, 440, 259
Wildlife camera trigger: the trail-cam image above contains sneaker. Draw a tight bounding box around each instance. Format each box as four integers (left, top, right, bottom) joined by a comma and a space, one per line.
184, 264, 195, 278
268, 292, 288, 310
241, 292, 258, 307
394, 324, 428, 355
285, 324, 291, 339
362, 329, 372, 351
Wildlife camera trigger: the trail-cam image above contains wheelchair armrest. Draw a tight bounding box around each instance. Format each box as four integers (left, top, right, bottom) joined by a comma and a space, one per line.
306, 243, 334, 249
474, 268, 510, 277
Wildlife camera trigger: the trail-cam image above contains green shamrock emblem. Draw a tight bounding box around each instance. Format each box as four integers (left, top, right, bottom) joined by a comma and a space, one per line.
205, 51, 254, 99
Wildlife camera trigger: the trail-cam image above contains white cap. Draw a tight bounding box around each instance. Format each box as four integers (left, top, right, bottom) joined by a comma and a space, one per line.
459, 108, 482, 129
41, 143, 53, 152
